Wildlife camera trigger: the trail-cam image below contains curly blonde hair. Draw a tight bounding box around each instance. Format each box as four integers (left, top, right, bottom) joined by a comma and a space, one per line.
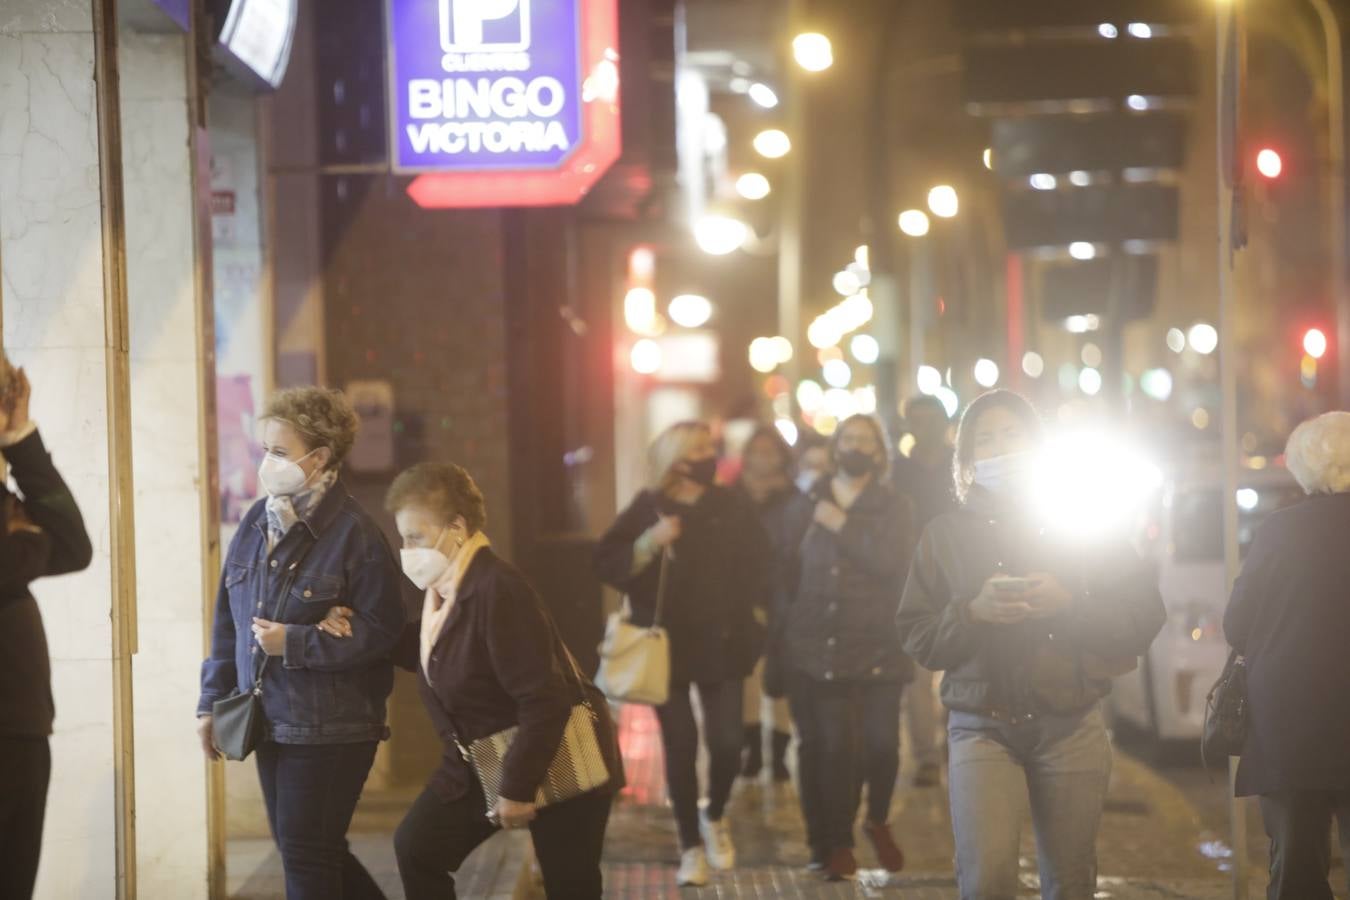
261, 387, 359, 470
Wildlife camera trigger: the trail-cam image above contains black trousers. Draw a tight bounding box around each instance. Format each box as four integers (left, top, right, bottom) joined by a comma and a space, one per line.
1259, 789, 1350, 900
0, 737, 50, 900
256, 740, 385, 900
654, 680, 745, 849
787, 670, 902, 854
395, 782, 613, 899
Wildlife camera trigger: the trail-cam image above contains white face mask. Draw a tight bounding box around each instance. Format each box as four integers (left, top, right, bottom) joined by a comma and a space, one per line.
401, 529, 453, 591
258, 449, 319, 497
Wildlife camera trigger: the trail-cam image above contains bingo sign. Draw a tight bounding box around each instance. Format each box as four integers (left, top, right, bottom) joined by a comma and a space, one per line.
387, 0, 621, 208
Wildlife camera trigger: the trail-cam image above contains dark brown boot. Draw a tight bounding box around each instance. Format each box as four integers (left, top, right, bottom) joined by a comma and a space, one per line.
824, 847, 857, 882
864, 820, 905, 873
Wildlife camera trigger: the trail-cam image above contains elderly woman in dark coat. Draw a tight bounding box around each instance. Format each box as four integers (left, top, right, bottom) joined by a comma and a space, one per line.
1224, 411, 1350, 900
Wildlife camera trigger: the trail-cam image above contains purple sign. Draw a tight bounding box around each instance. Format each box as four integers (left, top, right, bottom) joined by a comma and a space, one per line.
386, 0, 583, 174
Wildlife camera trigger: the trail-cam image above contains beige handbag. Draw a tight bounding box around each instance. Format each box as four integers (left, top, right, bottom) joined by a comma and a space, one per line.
595, 550, 671, 706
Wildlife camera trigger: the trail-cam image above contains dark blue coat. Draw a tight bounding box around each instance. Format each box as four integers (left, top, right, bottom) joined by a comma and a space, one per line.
1225, 493, 1350, 796
197, 480, 404, 744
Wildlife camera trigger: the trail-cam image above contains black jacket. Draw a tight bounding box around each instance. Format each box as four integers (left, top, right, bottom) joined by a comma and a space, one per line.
1224, 493, 1350, 797
734, 482, 814, 623
897, 487, 1164, 717
785, 477, 914, 683
594, 486, 772, 686
395, 549, 623, 804
0, 429, 93, 736
892, 449, 957, 532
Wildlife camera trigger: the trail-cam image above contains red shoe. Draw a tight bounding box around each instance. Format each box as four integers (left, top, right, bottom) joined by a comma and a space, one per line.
865, 820, 906, 873
824, 847, 858, 882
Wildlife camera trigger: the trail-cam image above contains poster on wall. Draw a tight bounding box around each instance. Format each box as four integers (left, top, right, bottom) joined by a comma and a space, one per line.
386, 0, 622, 208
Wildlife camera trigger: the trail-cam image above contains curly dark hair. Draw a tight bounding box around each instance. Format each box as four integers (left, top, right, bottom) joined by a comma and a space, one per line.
385, 462, 488, 534
261, 387, 359, 470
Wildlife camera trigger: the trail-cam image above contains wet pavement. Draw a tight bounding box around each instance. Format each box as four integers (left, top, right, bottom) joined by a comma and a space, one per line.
225, 704, 1346, 898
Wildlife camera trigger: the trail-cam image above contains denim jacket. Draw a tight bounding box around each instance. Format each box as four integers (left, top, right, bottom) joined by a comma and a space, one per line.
197, 479, 405, 744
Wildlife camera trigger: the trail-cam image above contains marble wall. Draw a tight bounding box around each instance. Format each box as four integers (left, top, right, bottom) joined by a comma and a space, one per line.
0, 3, 121, 897
1, 7, 213, 898
120, 29, 211, 900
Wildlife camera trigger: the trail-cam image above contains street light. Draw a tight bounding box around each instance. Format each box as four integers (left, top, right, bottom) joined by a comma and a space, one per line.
631, 339, 662, 374
928, 185, 959, 219
1069, 241, 1097, 261
1188, 322, 1220, 355
669, 294, 713, 328
753, 129, 791, 159
693, 215, 750, 255
1256, 147, 1283, 179
898, 209, 931, 237
736, 172, 771, 200
974, 358, 1000, 388
748, 83, 779, 109
1305, 328, 1329, 359
793, 33, 833, 72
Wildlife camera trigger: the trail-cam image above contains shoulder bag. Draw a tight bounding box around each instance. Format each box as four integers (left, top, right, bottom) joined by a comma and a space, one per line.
212, 537, 315, 761
595, 548, 671, 705
1201, 649, 1248, 768
455, 645, 612, 821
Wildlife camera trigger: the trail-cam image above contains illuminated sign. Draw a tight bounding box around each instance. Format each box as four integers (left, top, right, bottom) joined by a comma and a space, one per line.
387, 0, 622, 208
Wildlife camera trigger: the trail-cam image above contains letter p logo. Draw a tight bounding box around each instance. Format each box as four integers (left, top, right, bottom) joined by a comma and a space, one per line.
440, 0, 531, 53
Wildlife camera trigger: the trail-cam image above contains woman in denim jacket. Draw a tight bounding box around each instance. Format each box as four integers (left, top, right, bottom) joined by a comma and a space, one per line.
197, 387, 404, 900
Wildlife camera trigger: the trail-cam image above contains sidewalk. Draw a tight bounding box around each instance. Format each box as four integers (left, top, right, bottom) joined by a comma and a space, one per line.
593, 704, 1271, 899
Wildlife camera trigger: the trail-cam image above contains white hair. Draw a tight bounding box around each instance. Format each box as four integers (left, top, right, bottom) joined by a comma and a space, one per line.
1285, 412, 1350, 495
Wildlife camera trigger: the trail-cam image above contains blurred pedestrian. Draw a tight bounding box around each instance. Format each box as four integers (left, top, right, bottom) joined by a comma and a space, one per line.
795, 432, 830, 494
374, 463, 623, 899
892, 395, 957, 789
1224, 412, 1350, 900
197, 387, 404, 900
897, 390, 1164, 900
594, 421, 772, 887
734, 425, 813, 784
0, 358, 92, 900
784, 414, 913, 881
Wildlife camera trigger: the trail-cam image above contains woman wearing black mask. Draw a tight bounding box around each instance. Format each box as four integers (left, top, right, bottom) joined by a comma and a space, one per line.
784, 414, 914, 882
595, 421, 772, 887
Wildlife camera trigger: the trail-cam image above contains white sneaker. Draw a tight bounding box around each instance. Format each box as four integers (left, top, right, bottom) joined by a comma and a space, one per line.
699, 810, 736, 870
676, 846, 710, 887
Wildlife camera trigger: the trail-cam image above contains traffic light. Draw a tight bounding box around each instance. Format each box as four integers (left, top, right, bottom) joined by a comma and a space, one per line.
1304, 328, 1328, 360
1256, 147, 1283, 179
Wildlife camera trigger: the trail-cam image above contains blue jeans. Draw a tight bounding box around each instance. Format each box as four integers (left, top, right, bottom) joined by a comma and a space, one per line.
947, 705, 1112, 900
256, 740, 386, 900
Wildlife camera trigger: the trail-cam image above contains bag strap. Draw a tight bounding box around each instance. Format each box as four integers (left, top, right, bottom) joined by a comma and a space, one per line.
249, 533, 319, 694
651, 548, 671, 630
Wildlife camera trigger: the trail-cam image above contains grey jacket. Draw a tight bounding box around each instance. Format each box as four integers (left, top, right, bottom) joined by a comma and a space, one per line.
896, 488, 1164, 718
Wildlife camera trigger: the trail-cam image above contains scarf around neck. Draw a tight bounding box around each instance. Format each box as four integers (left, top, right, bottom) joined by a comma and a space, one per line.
420, 529, 492, 680
265, 468, 337, 548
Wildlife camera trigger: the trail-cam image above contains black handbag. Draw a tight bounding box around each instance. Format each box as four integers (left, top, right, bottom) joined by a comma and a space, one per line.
1201, 649, 1248, 768
212, 538, 315, 761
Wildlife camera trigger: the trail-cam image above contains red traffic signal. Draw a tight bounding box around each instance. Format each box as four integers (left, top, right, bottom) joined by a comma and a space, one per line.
1256, 148, 1283, 179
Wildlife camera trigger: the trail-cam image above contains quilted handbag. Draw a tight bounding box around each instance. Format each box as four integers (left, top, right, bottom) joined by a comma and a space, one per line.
459, 648, 611, 820
595, 550, 671, 706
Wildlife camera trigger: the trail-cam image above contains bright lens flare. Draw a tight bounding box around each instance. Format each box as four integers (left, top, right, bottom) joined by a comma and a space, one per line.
1304, 328, 1328, 360
1033, 433, 1163, 539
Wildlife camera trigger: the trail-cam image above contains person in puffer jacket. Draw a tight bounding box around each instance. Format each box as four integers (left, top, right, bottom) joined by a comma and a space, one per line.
897, 390, 1163, 900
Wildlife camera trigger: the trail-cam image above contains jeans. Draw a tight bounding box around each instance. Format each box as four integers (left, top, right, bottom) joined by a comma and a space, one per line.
395, 781, 612, 899
0, 737, 50, 900
256, 740, 385, 900
654, 680, 744, 849
1258, 789, 1350, 900
787, 670, 903, 854
947, 705, 1111, 900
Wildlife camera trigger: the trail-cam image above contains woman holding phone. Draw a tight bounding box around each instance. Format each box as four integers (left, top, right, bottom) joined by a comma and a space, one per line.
896, 390, 1164, 900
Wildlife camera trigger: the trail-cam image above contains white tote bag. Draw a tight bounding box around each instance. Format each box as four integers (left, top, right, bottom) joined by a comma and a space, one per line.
596, 550, 671, 706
